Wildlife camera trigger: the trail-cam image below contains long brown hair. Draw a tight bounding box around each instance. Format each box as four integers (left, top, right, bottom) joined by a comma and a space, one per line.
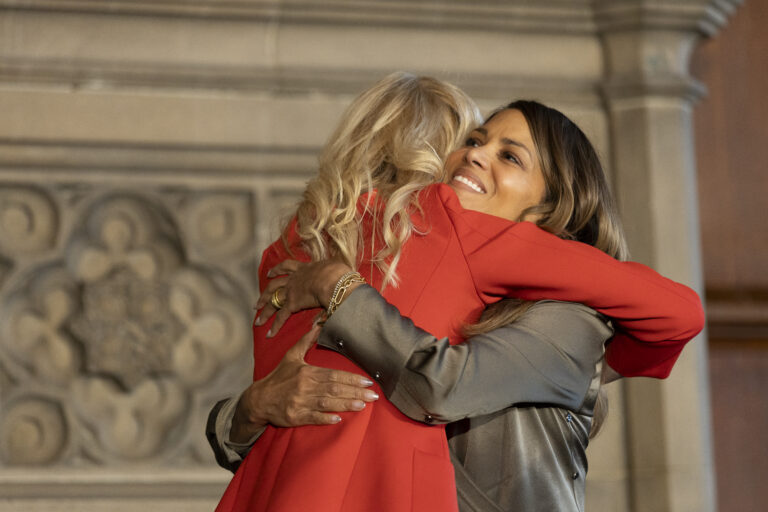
464, 100, 628, 437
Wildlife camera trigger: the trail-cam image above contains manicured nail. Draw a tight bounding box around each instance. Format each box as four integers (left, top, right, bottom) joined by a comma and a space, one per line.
351, 400, 365, 410
360, 378, 374, 386
363, 391, 379, 401
266, 329, 273, 338
254, 315, 263, 326
267, 269, 276, 277
330, 415, 342, 424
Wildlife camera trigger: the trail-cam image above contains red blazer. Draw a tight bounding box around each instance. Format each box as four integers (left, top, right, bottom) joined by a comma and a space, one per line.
216, 184, 704, 512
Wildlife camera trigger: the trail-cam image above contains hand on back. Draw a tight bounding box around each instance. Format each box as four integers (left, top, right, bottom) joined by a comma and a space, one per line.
230, 325, 379, 443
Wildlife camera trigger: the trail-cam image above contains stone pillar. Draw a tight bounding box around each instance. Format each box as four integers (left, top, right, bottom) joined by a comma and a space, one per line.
595, 1, 741, 511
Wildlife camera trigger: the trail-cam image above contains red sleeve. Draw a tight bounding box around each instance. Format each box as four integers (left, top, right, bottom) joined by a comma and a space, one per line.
445, 196, 704, 379
604, 333, 688, 378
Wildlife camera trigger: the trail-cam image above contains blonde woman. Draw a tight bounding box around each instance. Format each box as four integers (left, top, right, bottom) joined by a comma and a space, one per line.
214, 75, 703, 511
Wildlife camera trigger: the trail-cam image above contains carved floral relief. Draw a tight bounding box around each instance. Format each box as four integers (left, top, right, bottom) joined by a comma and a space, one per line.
0, 188, 255, 467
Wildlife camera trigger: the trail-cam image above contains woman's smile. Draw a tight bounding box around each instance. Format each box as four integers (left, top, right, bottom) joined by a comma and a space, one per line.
452, 172, 486, 194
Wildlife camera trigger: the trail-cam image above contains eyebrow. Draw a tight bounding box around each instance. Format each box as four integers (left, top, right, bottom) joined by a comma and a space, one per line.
474, 127, 533, 162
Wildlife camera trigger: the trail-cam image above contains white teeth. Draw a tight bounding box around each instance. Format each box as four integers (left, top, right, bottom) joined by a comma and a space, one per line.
454, 175, 485, 193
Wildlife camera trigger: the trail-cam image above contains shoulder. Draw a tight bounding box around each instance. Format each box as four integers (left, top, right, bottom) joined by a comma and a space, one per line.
525, 300, 607, 320
514, 300, 614, 348
257, 216, 309, 286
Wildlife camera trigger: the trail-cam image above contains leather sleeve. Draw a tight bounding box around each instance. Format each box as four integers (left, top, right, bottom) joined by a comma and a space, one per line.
206, 398, 241, 473
317, 285, 613, 424
205, 395, 265, 473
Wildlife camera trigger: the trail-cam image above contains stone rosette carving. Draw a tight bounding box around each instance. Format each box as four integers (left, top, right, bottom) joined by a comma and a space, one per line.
184, 193, 253, 259
0, 193, 251, 466
0, 186, 58, 256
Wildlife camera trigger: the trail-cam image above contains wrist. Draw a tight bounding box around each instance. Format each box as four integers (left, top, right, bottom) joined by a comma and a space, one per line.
230, 384, 268, 444
326, 271, 366, 316
316, 262, 354, 307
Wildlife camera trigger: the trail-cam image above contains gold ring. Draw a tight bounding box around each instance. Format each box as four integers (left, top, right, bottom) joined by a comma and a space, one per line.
270, 287, 286, 310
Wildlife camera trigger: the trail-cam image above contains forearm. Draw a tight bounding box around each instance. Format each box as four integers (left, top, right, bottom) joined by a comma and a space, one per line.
485, 223, 704, 340
472, 222, 705, 377
318, 286, 611, 423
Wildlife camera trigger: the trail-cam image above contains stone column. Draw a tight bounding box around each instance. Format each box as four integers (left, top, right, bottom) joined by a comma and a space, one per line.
595, 1, 742, 511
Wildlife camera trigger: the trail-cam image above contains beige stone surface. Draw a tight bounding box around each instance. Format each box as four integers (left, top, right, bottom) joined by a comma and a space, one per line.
0, 0, 741, 510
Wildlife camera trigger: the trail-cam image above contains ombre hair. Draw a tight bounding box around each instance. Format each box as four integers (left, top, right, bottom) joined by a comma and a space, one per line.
291, 72, 481, 286
464, 100, 629, 437
508, 100, 628, 261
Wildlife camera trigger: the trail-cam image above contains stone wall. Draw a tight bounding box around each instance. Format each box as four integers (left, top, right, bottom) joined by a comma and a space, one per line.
0, 1, 741, 510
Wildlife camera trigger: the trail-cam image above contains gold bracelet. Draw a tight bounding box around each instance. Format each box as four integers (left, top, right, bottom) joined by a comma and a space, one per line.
327, 271, 366, 316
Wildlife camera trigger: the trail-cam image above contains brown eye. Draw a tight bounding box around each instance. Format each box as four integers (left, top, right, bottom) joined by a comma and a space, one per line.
465, 137, 480, 148
502, 152, 521, 165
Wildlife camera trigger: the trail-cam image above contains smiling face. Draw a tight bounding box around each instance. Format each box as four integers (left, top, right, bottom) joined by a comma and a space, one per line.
446, 108, 546, 222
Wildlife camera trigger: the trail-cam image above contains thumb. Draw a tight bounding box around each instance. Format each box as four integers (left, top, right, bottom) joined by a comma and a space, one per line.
287, 323, 321, 361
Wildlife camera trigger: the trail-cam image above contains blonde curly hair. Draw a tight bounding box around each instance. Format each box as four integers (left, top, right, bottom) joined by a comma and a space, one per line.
290, 72, 481, 287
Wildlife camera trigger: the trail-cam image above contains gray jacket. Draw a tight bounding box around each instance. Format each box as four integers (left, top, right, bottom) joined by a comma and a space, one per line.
207, 286, 612, 511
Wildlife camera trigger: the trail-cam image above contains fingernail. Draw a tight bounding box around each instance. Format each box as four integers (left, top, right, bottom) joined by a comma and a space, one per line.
266, 329, 273, 338
351, 400, 365, 410
330, 415, 342, 424
360, 378, 374, 386
267, 269, 276, 277
363, 391, 379, 401
254, 315, 263, 326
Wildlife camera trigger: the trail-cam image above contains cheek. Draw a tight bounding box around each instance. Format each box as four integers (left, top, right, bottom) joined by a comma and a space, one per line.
445, 150, 463, 172
501, 177, 543, 214
502, 175, 536, 198
532, 176, 547, 204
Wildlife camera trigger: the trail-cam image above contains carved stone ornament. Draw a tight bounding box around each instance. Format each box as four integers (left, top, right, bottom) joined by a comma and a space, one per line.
0, 193, 251, 466
0, 187, 58, 256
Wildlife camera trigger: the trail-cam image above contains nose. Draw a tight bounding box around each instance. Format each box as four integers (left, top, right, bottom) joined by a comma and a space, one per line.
465, 144, 489, 170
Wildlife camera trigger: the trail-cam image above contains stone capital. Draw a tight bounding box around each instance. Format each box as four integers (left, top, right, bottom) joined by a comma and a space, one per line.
596, 0, 742, 102
595, 0, 743, 37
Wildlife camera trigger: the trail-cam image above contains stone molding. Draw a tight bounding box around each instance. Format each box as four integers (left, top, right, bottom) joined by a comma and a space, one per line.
0, 2, 601, 102
0, 139, 319, 177
595, 0, 742, 36
2, 0, 595, 33
0, 59, 600, 102
0, 468, 228, 499
602, 74, 707, 103
1, 1, 740, 103
706, 288, 768, 340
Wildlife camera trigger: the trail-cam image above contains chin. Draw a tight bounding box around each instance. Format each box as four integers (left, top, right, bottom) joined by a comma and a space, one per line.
454, 192, 478, 211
